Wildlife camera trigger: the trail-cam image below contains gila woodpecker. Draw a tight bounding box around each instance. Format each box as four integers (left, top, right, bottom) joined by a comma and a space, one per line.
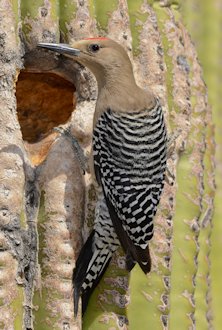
38, 38, 167, 316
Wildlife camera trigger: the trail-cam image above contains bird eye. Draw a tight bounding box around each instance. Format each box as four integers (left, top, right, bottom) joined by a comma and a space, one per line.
89, 44, 100, 52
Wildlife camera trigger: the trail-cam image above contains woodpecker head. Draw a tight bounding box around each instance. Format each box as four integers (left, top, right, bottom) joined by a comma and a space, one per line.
38, 38, 156, 113
38, 38, 134, 90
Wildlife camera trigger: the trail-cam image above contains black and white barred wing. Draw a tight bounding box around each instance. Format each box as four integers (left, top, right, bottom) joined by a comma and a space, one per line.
93, 100, 167, 272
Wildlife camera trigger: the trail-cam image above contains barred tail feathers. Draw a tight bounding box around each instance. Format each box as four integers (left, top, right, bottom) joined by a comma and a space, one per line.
72, 230, 113, 316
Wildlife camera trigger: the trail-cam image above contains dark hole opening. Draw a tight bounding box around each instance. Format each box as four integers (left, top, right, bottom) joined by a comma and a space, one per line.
16, 71, 76, 164
16, 71, 76, 143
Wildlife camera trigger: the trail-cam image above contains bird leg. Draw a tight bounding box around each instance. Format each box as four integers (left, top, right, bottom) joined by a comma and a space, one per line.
53, 126, 89, 174
165, 167, 175, 186
165, 129, 181, 185
166, 128, 182, 159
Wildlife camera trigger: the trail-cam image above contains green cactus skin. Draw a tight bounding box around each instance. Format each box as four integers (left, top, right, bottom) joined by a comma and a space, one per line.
3, 0, 216, 329
182, 1, 222, 329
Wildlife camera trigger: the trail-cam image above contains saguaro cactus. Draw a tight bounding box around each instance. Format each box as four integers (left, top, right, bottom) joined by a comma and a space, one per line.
182, 1, 222, 329
0, 1, 215, 329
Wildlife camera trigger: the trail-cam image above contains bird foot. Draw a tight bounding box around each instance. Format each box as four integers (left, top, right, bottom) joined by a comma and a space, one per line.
165, 166, 175, 185
167, 129, 182, 158
165, 129, 181, 185
53, 126, 89, 174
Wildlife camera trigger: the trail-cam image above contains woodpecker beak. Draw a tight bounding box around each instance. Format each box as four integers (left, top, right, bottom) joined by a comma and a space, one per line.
37, 43, 80, 56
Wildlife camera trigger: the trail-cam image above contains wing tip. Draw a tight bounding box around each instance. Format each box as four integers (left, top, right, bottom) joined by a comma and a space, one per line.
136, 245, 152, 274
126, 253, 136, 271
139, 260, 151, 274
73, 286, 80, 318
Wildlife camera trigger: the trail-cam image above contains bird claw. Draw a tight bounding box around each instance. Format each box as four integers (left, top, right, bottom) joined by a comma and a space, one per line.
167, 129, 182, 158
165, 129, 181, 185
165, 166, 175, 185
53, 126, 89, 174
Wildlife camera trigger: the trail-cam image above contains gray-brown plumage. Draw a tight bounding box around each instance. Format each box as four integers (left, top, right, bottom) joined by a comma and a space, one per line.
38, 38, 167, 317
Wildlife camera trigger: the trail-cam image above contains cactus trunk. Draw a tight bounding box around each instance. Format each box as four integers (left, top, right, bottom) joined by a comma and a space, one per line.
0, 1, 217, 329
182, 1, 222, 329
